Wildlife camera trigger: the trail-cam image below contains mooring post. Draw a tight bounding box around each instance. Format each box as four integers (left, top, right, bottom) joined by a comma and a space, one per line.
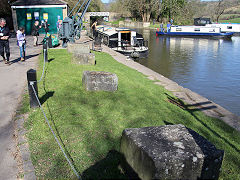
43, 42, 48, 62
27, 69, 39, 108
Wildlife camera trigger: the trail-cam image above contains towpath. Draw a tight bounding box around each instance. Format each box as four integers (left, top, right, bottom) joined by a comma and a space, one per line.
0, 35, 41, 179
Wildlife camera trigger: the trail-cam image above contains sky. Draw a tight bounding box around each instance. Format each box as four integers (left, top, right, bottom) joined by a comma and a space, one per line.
101, 0, 110, 3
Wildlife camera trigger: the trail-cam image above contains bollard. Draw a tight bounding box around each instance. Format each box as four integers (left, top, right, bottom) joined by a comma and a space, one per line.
48, 35, 53, 48
27, 69, 39, 108
43, 42, 48, 62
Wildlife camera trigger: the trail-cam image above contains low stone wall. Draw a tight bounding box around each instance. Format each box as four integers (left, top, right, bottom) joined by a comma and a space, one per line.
72, 53, 95, 65
67, 43, 96, 65
119, 21, 150, 28
82, 71, 118, 91
120, 124, 224, 180
67, 43, 90, 54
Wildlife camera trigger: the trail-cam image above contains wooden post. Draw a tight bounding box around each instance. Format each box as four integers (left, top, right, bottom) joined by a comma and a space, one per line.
27, 69, 39, 108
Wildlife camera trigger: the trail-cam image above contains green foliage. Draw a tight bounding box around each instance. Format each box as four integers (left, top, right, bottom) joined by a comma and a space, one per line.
0, 0, 12, 16
219, 17, 240, 23
109, 17, 125, 25
23, 50, 240, 179
88, 0, 104, 12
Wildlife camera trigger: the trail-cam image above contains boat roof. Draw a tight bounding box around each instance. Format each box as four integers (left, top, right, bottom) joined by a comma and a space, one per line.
96, 25, 133, 36
173, 25, 220, 29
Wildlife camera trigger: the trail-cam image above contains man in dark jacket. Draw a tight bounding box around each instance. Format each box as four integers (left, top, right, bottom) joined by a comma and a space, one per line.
32, 21, 41, 46
0, 18, 10, 65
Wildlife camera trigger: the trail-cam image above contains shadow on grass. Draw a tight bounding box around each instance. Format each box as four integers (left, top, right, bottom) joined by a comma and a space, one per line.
82, 150, 140, 180
48, 58, 55, 63
39, 91, 55, 105
165, 93, 240, 154
187, 128, 224, 180
165, 93, 217, 112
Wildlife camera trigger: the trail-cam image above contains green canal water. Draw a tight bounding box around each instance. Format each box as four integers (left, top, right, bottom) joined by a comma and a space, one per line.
137, 29, 240, 116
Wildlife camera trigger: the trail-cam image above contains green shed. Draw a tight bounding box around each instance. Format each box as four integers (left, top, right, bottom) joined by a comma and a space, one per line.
11, 0, 68, 35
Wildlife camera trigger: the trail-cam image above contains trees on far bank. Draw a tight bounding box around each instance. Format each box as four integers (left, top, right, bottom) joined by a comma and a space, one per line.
109, 0, 240, 24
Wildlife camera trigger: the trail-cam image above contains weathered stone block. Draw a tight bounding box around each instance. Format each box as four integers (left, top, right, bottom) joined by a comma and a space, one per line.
82, 71, 118, 91
67, 43, 90, 54
72, 53, 95, 65
120, 124, 224, 180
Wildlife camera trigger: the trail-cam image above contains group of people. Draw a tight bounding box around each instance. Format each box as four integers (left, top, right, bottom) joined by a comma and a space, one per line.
0, 18, 53, 65
159, 18, 174, 33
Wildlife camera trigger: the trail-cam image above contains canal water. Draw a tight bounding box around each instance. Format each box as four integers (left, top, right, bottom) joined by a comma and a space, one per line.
136, 29, 240, 116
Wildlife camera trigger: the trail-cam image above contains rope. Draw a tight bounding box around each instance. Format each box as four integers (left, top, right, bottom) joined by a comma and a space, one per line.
37, 49, 47, 83
30, 83, 81, 180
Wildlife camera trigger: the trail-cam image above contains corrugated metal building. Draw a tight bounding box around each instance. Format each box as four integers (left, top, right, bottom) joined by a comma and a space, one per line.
11, 0, 68, 35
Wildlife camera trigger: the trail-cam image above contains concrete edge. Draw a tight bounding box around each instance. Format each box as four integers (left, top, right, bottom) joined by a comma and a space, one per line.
100, 44, 240, 132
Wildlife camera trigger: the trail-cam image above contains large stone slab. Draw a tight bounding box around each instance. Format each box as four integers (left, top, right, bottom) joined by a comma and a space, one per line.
82, 71, 118, 91
67, 43, 90, 54
120, 124, 224, 180
72, 53, 95, 65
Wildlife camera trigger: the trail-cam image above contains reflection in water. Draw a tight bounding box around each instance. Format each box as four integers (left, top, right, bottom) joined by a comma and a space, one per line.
137, 29, 240, 116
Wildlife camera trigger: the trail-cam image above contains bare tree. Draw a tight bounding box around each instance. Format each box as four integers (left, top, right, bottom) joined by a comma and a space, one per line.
215, 0, 226, 22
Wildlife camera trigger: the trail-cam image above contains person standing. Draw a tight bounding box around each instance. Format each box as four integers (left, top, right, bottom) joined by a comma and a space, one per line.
91, 21, 97, 39
0, 18, 10, 65
56, 19, 62, 34
32, 21, 41, 46
160, 22, 164, 32
17, 27, 26, 61
43, 19, 50, 34
167, 21, 171, 32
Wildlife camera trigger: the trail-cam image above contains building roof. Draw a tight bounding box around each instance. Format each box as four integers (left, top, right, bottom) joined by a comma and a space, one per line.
11, 0, 67, 6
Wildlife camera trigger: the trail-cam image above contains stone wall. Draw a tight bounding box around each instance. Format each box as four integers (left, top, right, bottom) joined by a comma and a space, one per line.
119, 21, 150, 28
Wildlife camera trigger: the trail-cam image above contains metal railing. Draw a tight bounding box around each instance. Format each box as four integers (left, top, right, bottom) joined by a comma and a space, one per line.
112, 40, 148, 51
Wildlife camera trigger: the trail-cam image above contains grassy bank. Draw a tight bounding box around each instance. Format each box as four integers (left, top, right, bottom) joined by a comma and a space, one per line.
219, 18, 240, 23
21, 49, 240, 179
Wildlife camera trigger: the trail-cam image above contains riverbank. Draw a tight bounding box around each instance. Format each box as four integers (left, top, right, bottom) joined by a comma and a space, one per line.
18, 39, 240, 179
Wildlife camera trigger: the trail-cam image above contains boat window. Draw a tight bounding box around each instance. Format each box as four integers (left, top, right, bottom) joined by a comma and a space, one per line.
227, 26, 232, 29
209, 29, 215, 32
176, 28, 182, 31
194, 28, 200, 31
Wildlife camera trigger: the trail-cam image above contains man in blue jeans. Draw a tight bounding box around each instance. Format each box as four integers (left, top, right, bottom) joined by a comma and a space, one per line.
0, 18, 10, 65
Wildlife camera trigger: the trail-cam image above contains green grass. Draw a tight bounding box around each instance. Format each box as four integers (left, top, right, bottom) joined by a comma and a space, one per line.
219, 18, 240, 23
109, 18, 125, 25
149, 23, 170, 30
21, 49, 240, 179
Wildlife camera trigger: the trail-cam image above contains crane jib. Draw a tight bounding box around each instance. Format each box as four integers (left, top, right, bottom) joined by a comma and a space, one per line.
59, 0, 92, 47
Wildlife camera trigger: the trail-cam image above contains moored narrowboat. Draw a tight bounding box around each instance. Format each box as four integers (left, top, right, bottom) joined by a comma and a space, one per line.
156, 26, 234, 39
95, 25, 148, 58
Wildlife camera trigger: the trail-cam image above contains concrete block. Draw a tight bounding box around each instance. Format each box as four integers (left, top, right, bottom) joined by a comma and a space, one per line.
72, 53, 95, 65
67, 43, 90, 54
120, 124, 224, 180
82, 71, 118, 91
